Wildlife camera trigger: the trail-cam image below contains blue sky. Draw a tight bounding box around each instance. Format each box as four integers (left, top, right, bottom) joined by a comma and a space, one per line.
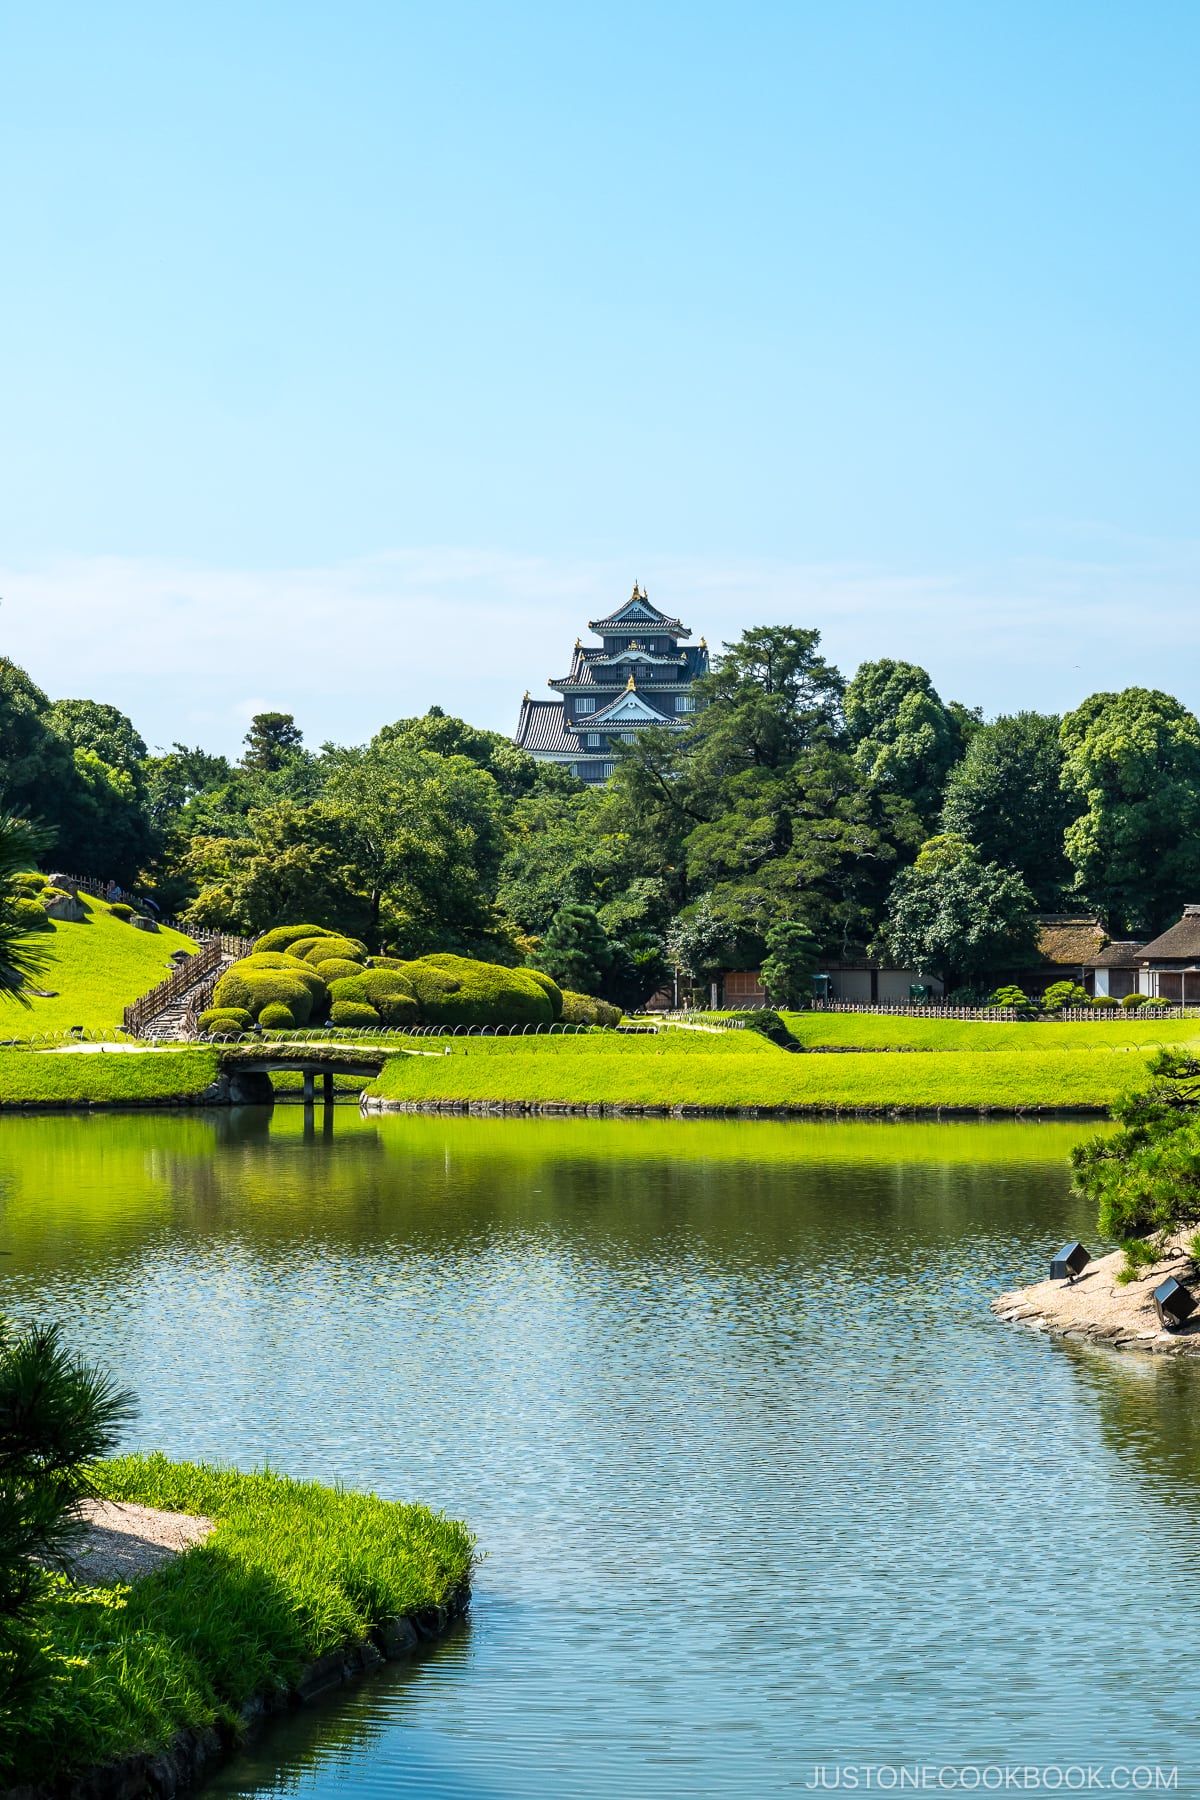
2, 2, 1196, 753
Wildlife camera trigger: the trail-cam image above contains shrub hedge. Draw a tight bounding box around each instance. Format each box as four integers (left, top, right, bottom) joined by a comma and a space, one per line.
14, 871, 47, 893
311, 957, 364, 982
199, 1006, 253, 1032
288, 935, 368, 966
331, 1000, 380, 1027
560, 990, 622, 1026
8, 895, 52, 932
259, 1002, 296, 1029
108, 902, 135, 920
397, 954, 555, 1027
213, 967, 317, 1025
251, 923, 330, 954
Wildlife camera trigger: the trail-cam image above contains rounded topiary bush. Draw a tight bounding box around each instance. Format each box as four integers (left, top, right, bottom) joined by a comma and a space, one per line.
560, 990, 621, 1027
108, 902, 135, 920
521, 966, 565, 1020
8, 895, 52, 932
330, 1000, 380, 1028
396, 954, 556, 1028
213, 965, 317, 1025
312, 957, 365, 982
14, 872, 47, 893
1092, 994, 1121, 1009
258, 1002, 296, 1029
199, 1006, 253, 1034
1140, 997, 1173, 1011
252, 923, 331, 954
289, 935, 368, 967
359, 969, 419, 1027
1120, 993, 1147, 1010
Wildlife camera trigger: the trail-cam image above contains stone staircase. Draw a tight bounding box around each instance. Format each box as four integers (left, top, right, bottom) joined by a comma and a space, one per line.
124, 935, 255, 1040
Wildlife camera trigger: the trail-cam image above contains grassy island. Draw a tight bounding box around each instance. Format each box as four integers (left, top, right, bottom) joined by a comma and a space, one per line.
13, 1454, 474, 1789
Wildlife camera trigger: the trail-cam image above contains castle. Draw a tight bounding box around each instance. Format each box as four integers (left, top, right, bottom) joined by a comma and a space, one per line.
512, 584, 709, 784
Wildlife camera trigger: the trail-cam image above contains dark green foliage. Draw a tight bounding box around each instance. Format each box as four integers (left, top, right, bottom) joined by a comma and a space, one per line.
257, 1002, 296, 1029
759, 921, 820, 1008
330, 1000, 381, 1027
0, 1321, 135, 1752
240, 712, 305, 773
875, 835, 1039, 989
1060, 688, 1200, 934
1072, 1051, 1200, 1273
845, 659, 967, 823
940, 711, 1073, 908
532, 904, 613, 996
44, 700, 147, 778
989, 984, 1039, 1018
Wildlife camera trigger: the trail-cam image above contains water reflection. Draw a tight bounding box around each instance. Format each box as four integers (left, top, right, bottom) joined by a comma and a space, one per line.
5, 1109, 1198, 1796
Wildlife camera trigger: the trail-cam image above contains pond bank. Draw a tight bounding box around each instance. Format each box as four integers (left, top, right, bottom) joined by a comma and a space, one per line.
993, 1235, 1200, 1356
7, 1455, 474, 1799
363, 1095, 1109, 1119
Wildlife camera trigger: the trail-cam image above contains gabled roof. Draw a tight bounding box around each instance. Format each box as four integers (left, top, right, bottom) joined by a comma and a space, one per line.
587, 685, 678, 726
588, 583, 688, 636
1035, 917, 1109, 966
513, 696, 576, 755
1087, 941, 1145, 969
1137, 907, 1200, 962
592, 642, 684, 669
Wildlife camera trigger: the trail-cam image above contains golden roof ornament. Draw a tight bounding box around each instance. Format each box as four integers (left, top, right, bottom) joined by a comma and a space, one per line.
626, 673, 636, 690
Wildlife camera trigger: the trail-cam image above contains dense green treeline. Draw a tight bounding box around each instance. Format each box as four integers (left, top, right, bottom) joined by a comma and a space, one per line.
4, 626, 1200, 1004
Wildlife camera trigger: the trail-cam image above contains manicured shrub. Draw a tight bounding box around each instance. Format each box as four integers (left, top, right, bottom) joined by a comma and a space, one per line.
312, 957, 365, 982
1121, 993, 1147, 1010
108, 902, 134, 920
7, 895, 52, 931
237, 952, 327, 1001
330, 1000, 380, 1028
259, 1002, 297, 1029
1042, 980, 1089, 1012
560, 990, 622, 1026
289, 935, 368, 967
13, 871, 47, 893
252, 923, 331, 954
396, 954, 555, 1028
1140, 997, 1174, 1011
521, 966, 565, 1020
198, 1006, 252, 1034
213, 966, 316, 1025
1092, 995, 1121, 1009
988, 984, 1038, 1017
359, 969, 419, 1027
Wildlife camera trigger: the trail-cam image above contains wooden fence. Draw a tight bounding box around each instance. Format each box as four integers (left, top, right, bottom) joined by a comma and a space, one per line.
123, 935, 254, 1037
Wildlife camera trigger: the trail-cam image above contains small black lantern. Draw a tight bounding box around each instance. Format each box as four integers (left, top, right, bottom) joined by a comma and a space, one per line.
1153, 1276, 1198, 1330
1050, 1241, 1092, 1282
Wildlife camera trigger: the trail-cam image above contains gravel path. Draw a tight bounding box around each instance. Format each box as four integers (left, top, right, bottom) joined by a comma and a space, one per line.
66, 1499, 215, 1584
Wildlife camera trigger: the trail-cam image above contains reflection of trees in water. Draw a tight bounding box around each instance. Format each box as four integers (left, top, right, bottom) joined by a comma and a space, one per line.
1064, 1340, 1200, 1505
208, 1623, 474, 1798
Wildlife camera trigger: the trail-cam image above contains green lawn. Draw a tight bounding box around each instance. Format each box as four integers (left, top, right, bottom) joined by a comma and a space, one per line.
8, 895, 198, 1040
13, 1454, 473, 1785
778, 1011, 1200, 1053
0, 1047, 218, 1104
365, 1031, 1154, 1110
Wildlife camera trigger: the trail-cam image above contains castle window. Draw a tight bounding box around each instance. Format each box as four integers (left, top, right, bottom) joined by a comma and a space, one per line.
576, 697, 595, 714
676, 694, 697, 712
586, 733, 601, 748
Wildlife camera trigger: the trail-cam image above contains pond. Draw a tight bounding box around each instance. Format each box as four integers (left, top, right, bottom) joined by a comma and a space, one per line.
4, 1108, 1198, 1797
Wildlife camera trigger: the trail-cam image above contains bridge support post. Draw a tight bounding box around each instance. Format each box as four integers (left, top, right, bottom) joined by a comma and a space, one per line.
303, 1071, 315, 1107
323, 1070, 334, 1106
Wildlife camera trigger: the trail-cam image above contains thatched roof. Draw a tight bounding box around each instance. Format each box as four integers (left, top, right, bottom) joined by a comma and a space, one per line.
1036, 916, 1108, 966
1136, 906, 1200, 963
1087, 940, 1145, 970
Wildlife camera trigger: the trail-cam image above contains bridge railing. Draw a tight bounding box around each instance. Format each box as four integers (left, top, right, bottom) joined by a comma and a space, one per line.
124, 935, 255, 1037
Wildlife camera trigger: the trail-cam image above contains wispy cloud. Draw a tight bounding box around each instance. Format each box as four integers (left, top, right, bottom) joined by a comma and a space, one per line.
8, 539, 1199, 755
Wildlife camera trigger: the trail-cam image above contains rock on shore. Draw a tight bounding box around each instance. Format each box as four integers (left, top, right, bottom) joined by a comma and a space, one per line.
993, 1236, 1200, 1356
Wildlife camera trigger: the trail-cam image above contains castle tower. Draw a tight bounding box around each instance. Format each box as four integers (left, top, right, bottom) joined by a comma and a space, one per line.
512, 584, 709, 784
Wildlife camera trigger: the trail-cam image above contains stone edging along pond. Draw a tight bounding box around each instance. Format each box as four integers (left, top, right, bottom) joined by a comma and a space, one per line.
993, 1238, 1200, 1359
362, 1096, 1110, 1121
6, 1587, 471, 1800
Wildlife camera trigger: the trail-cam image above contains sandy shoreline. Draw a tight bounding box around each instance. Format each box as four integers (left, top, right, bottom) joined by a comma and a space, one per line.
993, 1235, 1200, 1356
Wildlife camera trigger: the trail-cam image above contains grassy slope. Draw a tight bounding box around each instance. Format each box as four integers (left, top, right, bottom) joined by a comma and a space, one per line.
779, 1011, 1200, 1052
10, 895, 198, 1039
15, 1454, 473, 1783
365, 1031, 1154, 1109
0, 1048, 218, 1103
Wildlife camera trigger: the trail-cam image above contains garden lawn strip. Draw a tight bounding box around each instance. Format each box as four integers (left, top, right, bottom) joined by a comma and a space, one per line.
0, 1047, 218, 1105
779, 1012, 1200, 1053
13, 1453, 474, 1787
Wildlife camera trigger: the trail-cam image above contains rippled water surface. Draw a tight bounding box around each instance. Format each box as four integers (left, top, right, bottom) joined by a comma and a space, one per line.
5, 1107, 1198, 1797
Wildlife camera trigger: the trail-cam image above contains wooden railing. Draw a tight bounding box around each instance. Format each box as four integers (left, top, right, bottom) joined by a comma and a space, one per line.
123, 934, 254, 1037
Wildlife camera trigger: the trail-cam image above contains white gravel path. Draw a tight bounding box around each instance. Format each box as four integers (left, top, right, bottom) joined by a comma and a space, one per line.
66, 1499, 216, 1583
